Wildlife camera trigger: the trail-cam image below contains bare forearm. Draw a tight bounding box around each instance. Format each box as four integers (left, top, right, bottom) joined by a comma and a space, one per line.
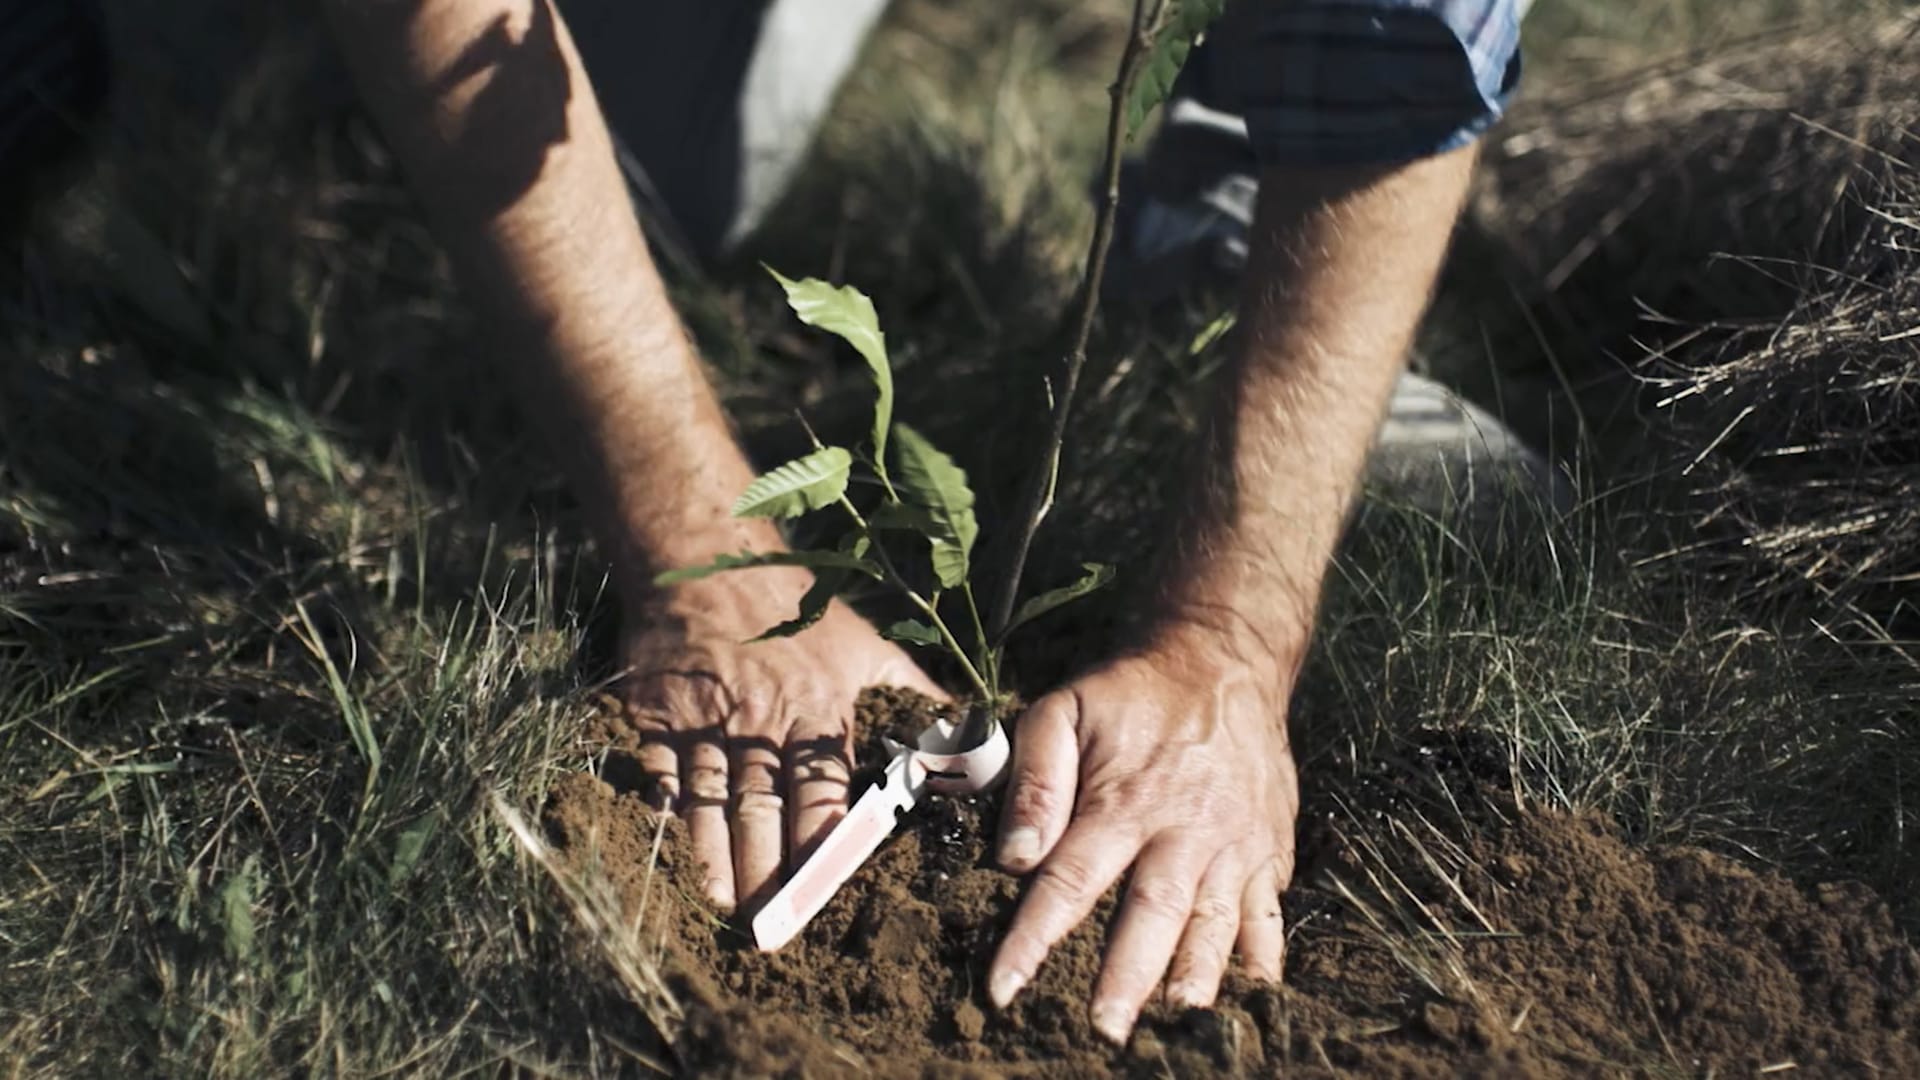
323, 0, 773, 595
1163, 148, 1478, 667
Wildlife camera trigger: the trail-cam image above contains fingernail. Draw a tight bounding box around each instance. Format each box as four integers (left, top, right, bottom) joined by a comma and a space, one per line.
1166, 981, 1206, 1010
989, 968, 1027, 1009
999, 827, 1040, 869
1090, 1001, 1133, 1045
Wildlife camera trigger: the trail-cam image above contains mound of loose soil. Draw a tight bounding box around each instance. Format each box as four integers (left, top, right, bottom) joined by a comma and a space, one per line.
546, 690, 1918, 1077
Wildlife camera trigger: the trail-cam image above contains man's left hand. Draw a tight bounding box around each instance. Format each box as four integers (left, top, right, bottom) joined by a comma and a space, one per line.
985, 623, 1300, 1044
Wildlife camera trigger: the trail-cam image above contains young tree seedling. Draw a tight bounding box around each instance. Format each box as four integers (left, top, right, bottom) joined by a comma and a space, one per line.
656, 269, 1114, 720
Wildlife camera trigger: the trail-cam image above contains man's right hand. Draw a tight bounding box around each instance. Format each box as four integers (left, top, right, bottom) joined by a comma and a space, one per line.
622, 568, 949, 912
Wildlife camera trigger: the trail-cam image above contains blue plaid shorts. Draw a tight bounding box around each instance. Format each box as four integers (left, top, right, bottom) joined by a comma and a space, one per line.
1214, 0, 1525, 165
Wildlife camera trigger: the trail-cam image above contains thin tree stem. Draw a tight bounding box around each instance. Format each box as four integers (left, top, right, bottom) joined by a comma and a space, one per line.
976, 0, 1159, 737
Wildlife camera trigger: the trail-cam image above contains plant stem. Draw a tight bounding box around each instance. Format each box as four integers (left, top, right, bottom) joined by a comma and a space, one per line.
960, 581, 995, 692
838, 496, 995, 703
975, 0, 1162, 737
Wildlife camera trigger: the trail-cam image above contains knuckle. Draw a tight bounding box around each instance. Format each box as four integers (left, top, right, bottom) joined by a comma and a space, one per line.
1127, 874, 1194, 920
731, 788, 784, 820
732, 753, 780, 784
1033, 855, 1100, 902
788, 756, 848, 788
661, 680, 720, 725
1006, 774, 1066, 825
733, 684, 781, 723
1191, 892, 1239, 929
1025, 690, 1079, 728
1076, 784, 1146, 822
626, 704, 674, 736
685, 763, 728, 798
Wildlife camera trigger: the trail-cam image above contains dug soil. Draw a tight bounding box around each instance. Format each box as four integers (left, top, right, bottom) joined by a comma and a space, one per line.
546, 689, 1919, 1077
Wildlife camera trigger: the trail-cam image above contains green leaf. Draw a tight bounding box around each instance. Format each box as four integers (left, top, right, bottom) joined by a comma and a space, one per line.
767, 268, 894, 466
892, 425, 980, 589
732, 446, 854, 519
1125, 0, 1227, 138
653, 549, 882, 587
882, 619, 943, 648
1004, 563, 1115, 639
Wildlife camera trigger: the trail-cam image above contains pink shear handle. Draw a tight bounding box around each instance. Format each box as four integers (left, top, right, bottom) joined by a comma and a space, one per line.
750, 721, 1009, 951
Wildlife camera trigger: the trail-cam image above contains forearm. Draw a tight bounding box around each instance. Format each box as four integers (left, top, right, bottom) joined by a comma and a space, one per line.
1160, 147, 1478, 669
322, 0, 774, 597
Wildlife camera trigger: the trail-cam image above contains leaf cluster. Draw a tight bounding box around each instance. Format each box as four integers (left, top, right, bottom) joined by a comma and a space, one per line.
657, 271, 1113, 710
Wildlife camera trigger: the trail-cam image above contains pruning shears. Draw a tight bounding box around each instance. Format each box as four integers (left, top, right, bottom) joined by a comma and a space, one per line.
751, 714, 1010, 951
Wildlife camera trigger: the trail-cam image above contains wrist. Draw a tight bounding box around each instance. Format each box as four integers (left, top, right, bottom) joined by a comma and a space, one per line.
1145, 599, 1308, 690
1140, 538, 1318, 700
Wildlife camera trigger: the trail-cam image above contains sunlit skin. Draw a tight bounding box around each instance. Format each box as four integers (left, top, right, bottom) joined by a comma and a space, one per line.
327, 0, 1475, 1042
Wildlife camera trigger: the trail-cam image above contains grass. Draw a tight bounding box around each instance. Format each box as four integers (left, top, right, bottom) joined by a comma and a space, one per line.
4, 0, 1917, 1074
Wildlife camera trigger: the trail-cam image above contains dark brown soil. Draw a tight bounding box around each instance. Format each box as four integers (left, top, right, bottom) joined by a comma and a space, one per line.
546, 689, 1920, 1077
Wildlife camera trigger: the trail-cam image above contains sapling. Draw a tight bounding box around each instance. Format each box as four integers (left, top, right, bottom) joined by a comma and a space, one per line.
656, 268, 1114, 726
658, 0, 1224, 745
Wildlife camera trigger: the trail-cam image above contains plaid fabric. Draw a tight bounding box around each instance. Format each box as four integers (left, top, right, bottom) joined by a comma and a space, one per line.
1214, 0, 1523, 165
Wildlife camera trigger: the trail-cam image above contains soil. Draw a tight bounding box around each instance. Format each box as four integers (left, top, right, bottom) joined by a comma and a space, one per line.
547, 689, 1920, 1077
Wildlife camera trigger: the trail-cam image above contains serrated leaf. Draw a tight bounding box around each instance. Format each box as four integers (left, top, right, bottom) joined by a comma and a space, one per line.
892, 424, 979, 589
767, 268, 894, 466
1004, 563, 1115, 639
926, 529, 978, 592
732, 446, 853, 519
653, 549, 882, 587
882, 619, 943, 648
1125, 0, 1226, 138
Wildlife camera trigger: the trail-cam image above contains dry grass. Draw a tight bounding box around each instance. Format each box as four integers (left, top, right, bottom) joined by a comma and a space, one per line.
3, 0, 1918, 1074
1315, 6, 1920, 917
